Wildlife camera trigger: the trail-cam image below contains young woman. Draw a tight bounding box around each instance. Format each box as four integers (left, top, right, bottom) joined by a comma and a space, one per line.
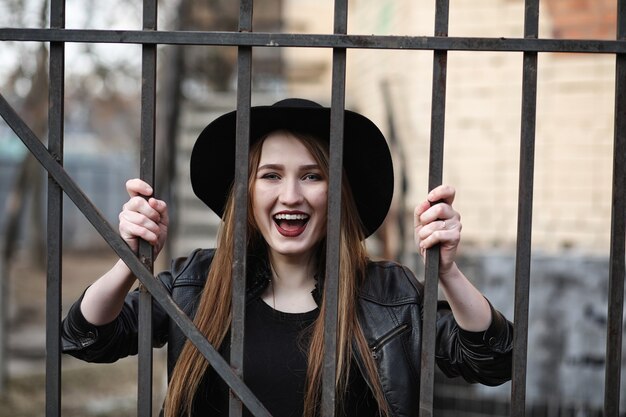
62, 98, 513, 417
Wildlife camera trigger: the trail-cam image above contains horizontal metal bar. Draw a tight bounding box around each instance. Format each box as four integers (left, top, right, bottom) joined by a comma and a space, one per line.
0, 92, 272, 417
2, 28, 626, 53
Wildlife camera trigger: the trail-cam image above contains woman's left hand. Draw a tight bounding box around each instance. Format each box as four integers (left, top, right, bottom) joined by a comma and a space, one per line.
414, 185, 462, 276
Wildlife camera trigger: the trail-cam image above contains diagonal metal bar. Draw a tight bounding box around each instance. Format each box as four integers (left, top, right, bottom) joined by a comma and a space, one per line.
321, 2, 347, 416
420, 1, 449, 416
229, 0, 252, 416
511, 1, 539, 417
46, 1, 65, 416
137, 0, 157, 416
603, 3, 626, 416
0, 93, 272, 417
3, 28, 626, 54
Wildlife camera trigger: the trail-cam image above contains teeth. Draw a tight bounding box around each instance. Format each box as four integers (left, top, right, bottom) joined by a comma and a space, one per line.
274, 213, 309, 220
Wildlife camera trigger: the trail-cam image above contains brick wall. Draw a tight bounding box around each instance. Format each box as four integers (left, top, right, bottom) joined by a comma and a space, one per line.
543, 0, 617, 39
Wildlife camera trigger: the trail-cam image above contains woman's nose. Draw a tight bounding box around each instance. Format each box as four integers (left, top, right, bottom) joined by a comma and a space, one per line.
279, 178, 304, 205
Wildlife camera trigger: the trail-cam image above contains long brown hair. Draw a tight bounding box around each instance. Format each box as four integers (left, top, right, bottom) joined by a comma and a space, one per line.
164, 130, 389, 417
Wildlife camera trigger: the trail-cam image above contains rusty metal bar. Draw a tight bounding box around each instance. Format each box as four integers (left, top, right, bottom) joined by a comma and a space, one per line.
0, 29, 620, 53
3, 29, 626, 54
420, 1, 449, 416
45, 1, 65, 416
0, 92, 272, 417
511, 1, 539, 416
137, 0, 157, 415
229, 0, 252, 415
321, 1, 348, 416
603, 2, 626, 416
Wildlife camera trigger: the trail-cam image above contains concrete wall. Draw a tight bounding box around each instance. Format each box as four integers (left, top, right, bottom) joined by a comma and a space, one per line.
449, 250, 626, 411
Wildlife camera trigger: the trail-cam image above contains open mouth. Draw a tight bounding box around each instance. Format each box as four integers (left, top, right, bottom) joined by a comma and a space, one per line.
273, 213, 310, 235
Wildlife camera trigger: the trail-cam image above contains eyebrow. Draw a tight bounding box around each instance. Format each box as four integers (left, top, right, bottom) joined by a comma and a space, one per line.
257, 163, 321, 171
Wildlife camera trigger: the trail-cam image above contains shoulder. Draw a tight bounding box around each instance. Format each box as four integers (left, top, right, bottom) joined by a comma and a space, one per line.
360, 259, 423, 305
168, 248, 216, 286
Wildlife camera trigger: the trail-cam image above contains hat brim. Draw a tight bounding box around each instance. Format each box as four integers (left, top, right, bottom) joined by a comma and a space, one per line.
190, 102, 394, 238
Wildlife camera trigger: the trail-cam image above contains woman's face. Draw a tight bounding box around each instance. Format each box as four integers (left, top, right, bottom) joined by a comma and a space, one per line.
252, 131, 328, 260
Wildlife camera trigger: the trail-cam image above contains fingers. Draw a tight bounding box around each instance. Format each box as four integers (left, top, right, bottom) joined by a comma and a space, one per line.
119, 210, 162, 245
413, 185, 456, 224
416, 218, 462, 250
414, 184, 461, 250
414, 201, 457, 229
427, 184, 455, 205
123, 196, 163, 223
150, 197, 169, 227
119, 179, 169, 252
126, 178, 153, 198
413, 200, 431, 228
122, 178, 168, 223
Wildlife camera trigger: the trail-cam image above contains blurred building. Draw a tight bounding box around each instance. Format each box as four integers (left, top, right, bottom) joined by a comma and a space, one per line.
281, 0, 616, 256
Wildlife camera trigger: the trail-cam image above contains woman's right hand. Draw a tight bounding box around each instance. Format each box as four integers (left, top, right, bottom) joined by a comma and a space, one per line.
119, 178, 169, 257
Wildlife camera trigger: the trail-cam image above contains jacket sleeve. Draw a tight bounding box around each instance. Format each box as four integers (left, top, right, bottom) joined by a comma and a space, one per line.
434, 299, 513, 386
61, 270, 173, 363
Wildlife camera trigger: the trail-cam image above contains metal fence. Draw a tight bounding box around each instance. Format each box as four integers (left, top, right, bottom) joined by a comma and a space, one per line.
0, 0, 625, 416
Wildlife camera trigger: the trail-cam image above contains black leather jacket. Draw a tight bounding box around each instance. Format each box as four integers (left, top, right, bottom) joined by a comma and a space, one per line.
62, 248, 513, 417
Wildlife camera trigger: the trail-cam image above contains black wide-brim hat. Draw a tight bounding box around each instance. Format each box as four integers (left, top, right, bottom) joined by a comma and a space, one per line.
190, 98, 394, 238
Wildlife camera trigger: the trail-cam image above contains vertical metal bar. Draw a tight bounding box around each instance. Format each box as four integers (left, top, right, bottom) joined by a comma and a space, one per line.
138, 0, 157, 416
46, 1, 65, 416
603, 2, 626, 415
419, 1, 449, 416
511, 1, 539, 417
321, 1, 347, 416
230, 0, 252, 415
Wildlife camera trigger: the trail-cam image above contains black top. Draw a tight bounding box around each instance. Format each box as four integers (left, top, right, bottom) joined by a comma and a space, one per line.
193, 297, 379, 417
244, 297, 317, 417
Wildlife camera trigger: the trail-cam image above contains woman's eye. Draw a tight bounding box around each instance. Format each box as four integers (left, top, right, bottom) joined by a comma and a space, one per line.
260, 173, 280, 180
303, 173, 323, 181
